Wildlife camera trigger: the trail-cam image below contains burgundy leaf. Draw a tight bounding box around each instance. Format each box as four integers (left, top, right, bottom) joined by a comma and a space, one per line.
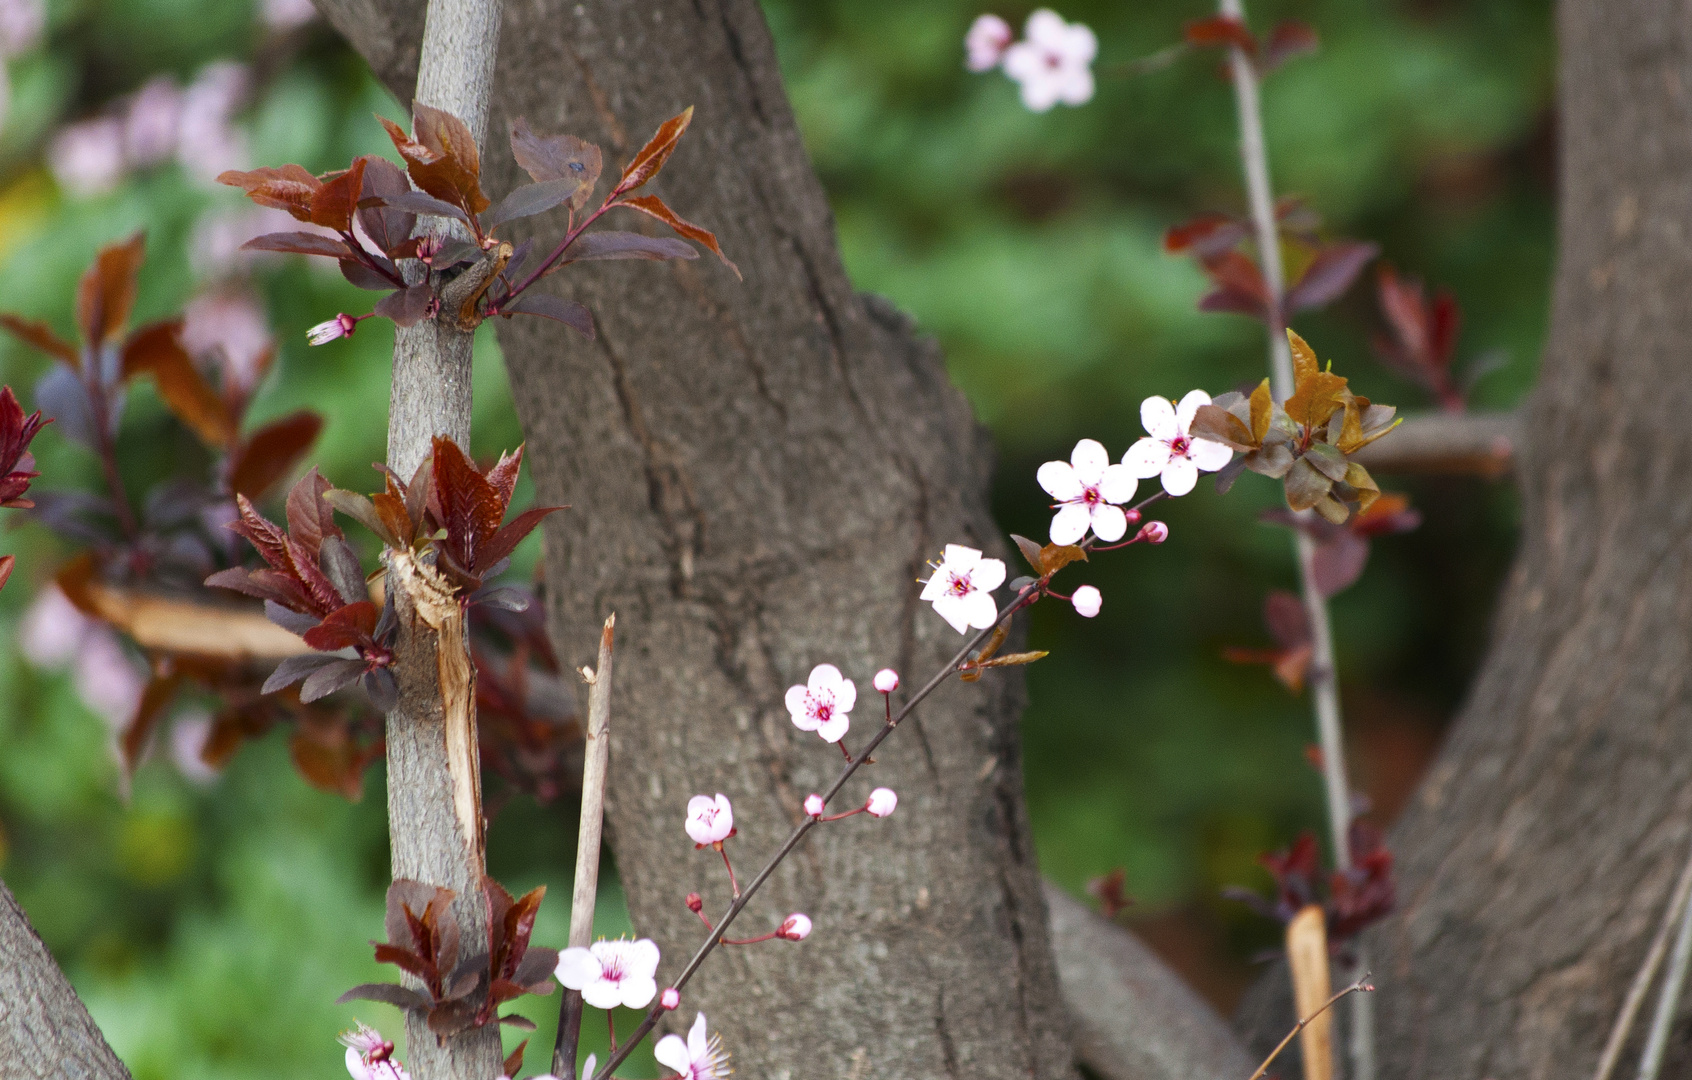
500, 293, 593, 338
375, 286, 434, 328
1285, 241, 1378, 314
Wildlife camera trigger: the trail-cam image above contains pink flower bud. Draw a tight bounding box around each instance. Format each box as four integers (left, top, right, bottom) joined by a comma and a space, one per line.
306, 313, 358, 346
1124, 508, 1142, 526
660, 987, 680, 1010
685, 892, 703, 913
1138, 521, 1169, 544
803, 793, 824, 817
777, 913, 812, 941
865, 787, 898, 818
1071, 585, 1101, 618
873, 668, 900, 693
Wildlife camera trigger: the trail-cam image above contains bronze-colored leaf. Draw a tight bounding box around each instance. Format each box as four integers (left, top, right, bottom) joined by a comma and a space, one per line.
0, 314, 79, 367
619, 194, 739, 278
1038, 543, 1088, 576
1009, 533, 1046, 573
1303, 441, 1350, 483
121, 672, 184, 774
1249, 378, 1273, 444
217, 165, 321, 222
1342, 461, 1380, 515
1282, 457, 1332, 512
229, 411, 324, 500
1284, 370, 1348, 431
1287, 328, 1320, 389
382, 104, 489, 216
122, 320, 236, 448
503, 1040, 528, 1079
614, 106, 694, 196
1189, 403, 1257, 451
309, 158, 368, 233
77, 232, 146, 347
509, 118, 602, 211
977, 650, 1049, 669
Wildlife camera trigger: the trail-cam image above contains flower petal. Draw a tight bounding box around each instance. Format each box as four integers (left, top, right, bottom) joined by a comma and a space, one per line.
1068, 438, 1109, 484
1140, 396, 1178, 440
919, 573, 948, 602
1162, 456, 1199, 497
785, 685, 817, 729
808, 662, 844, 695
1056, 67, 1094, 106
835, 677, 856, 714
619, 976, 658, 1010
941, 544, 982, 572
815, 711, 849, 744
1089, 504, 1128, 542
1175, 389, 1212, 434
1036, 460, 1082, 501
580, 980, 622, 1011
1096, 464, 1137, 505
347, 1047, 373, 1080
960, 589, 999, 629
555, 947, 601, 990
654, 1035, 690, 1076
623, 938, 661, 978
1049, 503, 1091, 545
1189, 436, 1234, 472
688, 1013, 709, 1060
1025, 8, 1067, 46
1122, 437, 1171, 479
970, 556, 1006, 592
931, 593, 973, 634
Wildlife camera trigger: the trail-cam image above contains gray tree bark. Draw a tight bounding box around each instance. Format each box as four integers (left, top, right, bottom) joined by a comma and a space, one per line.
0, 880, 131, 1080
1239, 0, 1692, 1076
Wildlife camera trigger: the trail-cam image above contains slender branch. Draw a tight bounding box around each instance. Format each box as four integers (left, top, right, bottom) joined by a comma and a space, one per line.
87, 375, 139, 539
1348, 409, 1518, 477
1594, 832, 1692, 1080
1247, 977, 1375, 1080
553, 615, 617, 1079
1638, 856, 1692, 1080
1217, 4, 1370, 1077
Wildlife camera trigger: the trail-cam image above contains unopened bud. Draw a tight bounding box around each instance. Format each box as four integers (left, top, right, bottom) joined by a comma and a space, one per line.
777, 912, 812, 941
1123, 507, 1142, 525
660, 987, 680, 1010
1138, 521, 1168, 544
803, 793, 824, 817
873, 668, 900, 693
865, 787, 898, 818
685, 892, 703, 913
1071, 585, 1101, 618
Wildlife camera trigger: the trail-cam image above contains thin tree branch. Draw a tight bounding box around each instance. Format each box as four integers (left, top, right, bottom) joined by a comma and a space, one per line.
553, 615, 616, 1080
1637, 855, 1692, 1080
1248, 976, 1375, 1080
1595, 829, 1692, 1080
1348, 410, 1518, 477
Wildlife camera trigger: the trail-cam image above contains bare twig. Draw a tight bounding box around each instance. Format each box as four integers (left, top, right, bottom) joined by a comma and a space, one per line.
1217, 3, 1371, 1076
1349, 410, 1518, 477
1595, 831, 1692, 1080
553, 615, 616, 1079
1638, 849, 1692, 1080
1248, 976, 1375, 1080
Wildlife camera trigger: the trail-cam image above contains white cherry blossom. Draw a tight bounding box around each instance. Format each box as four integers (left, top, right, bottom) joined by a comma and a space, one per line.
1001, 10, 1097, 112
1123, 391, 1234, 496
866, 788, 898, 818
965, 14, 1013, 71
920, 544, 1006, 633
685, 793, 734, 846
340, 1023, 407, 1080
785, 662, 856, 744
556, 938, 660, 1010
873, 668, 899, 693
655, 1012, 731, 1080
1037, 438, 1137, 544
1072, 585, 1101, 618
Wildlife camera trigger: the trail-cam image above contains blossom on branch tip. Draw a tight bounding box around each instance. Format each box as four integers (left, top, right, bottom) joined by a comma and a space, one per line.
1124, 391, 1233, 496
1002, 10, 1097, 112
655, 1012, 731, 1080
685, 792, 735, 846
804, 793, 825, 817
1037, 438, 1137, 544
1138, 521, 1169, 544
555, 937, 660, 1010
785, 662, 856, 744
920, 544, 1006, 634
1072, 585, 1101, 618
965, 14, 1013, 71
866, 788, 898, 818
777, 913, 812, 941
307, 313, 358, 346
661, 987, 681, 1011
874, 668, 900, 694
340, 1023, 407, 1080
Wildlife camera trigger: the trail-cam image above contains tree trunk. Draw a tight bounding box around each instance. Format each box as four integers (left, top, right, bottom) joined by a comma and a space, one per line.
1238, 1, 1692, 1075
318, 1, 1079, 1077
0, 879, 131, 1080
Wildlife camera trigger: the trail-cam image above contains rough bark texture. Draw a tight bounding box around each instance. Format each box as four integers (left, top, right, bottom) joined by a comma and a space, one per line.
1240, 1, 1692, 1076
0, 879, 131, 1080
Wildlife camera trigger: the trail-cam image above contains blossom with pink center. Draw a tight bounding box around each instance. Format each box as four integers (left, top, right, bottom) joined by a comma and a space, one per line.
785, 662, 856, 744
919, 544, 1006, 634
685, 793, 734, 846
965, 14, 1013, 72
873, 668, 899, 693
655, 1012, 730, 1080
660, 987, 681, 1011
340, 1022, 408, 1080
308, 314, 359, 346
1001, 10, 1097, 112
1071, 585, 1102, 618
1123, 391, 1234, 496
1037, 438, 1137, 545
804, 793, 824, 817
865, 788, 898, 818
556, 937, 661, 1010
777, 913, 812, 941
48, 119, 127, 198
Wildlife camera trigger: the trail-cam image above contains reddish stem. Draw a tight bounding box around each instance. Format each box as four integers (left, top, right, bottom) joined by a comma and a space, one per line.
719, 846, 740, 898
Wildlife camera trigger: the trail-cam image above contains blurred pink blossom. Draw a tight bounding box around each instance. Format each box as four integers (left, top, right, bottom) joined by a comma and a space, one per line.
20, 584, 145, 729
0, 0, 43, 58
965, 14, 1012, 72
261, 0, 318, 31
48, 118, 127, 198
182, 289, 273, 395
123, 77, 183, 169
176, 61, 249, 183
169, 709, 220, 784
1002, 10, 1097, 112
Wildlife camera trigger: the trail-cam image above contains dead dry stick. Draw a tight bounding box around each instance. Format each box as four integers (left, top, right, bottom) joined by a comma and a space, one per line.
1286, 905, 1334, 1080
1637, 850, 1692, 1080
1594, 830, 1692, 1080
552, 614, 616, 1079
1249, 976, 1375, 1080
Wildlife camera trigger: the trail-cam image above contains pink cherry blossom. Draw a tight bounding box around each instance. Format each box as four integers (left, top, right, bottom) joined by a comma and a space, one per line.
777, 913, 812, 941
965, 14, 1013, 72
865, 788, 898, 818
1037, 438, 1137, 545
660, 987, 681, 1010
308, 314, 359, 346
123, 76, 182, 170
804, 793, 824, 817
182, 290, 273, 396
1123, 391, 1234, 496
685, 793, 734, 846
920, 544, 1006, 634
785, 662, 856, 744
262, 0, 319, 31
176, 62, 250, 184
873, 667, 899, 693
48, 119, 127, 198
655, 1012, 731, 1080
0, 0, 43, 58
1072, 585, 1101, 618
340, 1023, 408, 1080
556, 938, 661, 1010
1001, 10, 1097, 112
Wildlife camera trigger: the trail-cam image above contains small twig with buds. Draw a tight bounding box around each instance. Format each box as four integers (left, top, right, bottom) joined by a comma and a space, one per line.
1246, 975, 1375, 1080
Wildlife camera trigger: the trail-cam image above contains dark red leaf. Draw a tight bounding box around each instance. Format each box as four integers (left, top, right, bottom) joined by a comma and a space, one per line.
619, 194, 739, 278
356, 156, 417, 255
121, 674, 184, 774
336, 983, 434, 1010
562, 230, 697, 264
310, 158, 368, 233
1183, 15, 1258, 55
302, 601, 380, 652
77, 232, 146, 347
613, 106, 694, 196
1163, 213, 1245, 257
375, 286, 434, 328
1263, 21, 1319, 72
340, 258, 398, 291
228, 411, 324, 500
503, 1040, 528, 1079
285, 468, 342, 558
380, 103, 489, 216
501, 292, 593, 338
431, 437, 505, 576
1285, 241, 1377, 314
372, 943, 436, 983
484, 446, 522, 507
482, 179, 582, 232
217, 165, 322, 222
480, 505, 564, 570
240, 232, 355, 259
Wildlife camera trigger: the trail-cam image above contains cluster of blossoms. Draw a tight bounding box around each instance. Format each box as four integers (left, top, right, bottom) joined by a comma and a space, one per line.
966, 9, 1097, 112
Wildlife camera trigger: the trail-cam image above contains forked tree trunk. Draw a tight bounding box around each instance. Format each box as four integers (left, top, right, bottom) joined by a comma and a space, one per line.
1239, 0, 1692, 1075
319, 2, 1079, 1077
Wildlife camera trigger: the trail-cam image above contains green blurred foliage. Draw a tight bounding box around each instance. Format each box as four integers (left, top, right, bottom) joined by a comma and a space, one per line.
0, 0, 1549, 1068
